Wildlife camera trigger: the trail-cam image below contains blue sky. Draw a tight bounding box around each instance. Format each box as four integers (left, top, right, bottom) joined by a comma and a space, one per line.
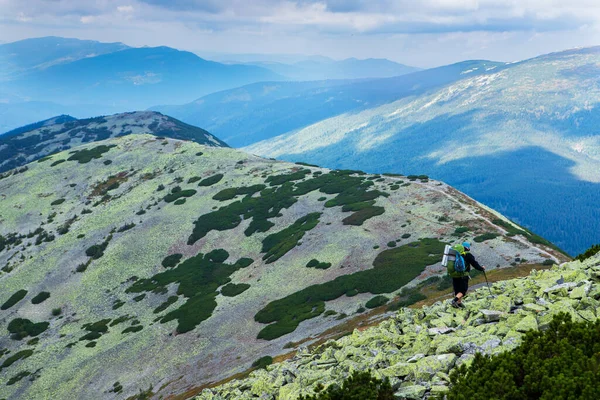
2, 0, 600, 67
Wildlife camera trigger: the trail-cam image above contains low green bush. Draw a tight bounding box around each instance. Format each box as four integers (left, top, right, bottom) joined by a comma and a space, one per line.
154, 296, 178, 314
262, 213, 321, 264
342, 206, 385, 226
446, 313, 600, 400
306, 259, 332, 270
31, 291, 50, 304
252, 356, 273, 369
365, 295, 389, 309
0, 349, 34, 371
51, 198, 65, 206
1, 289, 28, 310
221, 283, 251, 297
164, 189, 196, 203
299, 371, 394, 400
8, 318, 49, 340
473, 233, 498, 243
85, 235, 112, 259
52, 308, 62, 316
122, 325, 143, 334
7, 370, 31, 385
162, 254, 183, 268
197, 173, 223, 187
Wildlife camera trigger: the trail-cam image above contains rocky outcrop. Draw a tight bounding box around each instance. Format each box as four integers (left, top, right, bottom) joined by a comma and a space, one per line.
198, 255, 600, 399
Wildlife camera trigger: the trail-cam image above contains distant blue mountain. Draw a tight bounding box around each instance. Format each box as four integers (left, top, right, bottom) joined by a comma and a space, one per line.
0, 36, 129, 78
245, 57, 420, 80
151, 60, 503, 147
2, 39, 284, 109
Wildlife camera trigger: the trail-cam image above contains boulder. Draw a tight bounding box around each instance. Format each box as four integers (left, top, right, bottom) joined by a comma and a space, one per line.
480, 309, 503, 322
394, 385, 427, 399
514, 315, 538, 333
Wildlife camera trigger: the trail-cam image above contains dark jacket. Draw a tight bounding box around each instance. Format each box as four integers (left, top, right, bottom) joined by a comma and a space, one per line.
464, 252, 484, 272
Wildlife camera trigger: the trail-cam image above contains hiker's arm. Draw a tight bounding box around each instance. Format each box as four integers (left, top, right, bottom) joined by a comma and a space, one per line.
465, 253, 485, 271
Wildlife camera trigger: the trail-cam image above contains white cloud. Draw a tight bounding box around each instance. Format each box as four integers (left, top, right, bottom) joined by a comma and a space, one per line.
117, 5, 134, 13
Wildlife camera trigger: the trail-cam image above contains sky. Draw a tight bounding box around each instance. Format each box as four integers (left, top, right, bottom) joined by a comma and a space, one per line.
2, 0, 600, 67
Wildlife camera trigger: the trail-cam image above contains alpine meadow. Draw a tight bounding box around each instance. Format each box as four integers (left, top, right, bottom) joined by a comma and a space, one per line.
2, 2, 600, 400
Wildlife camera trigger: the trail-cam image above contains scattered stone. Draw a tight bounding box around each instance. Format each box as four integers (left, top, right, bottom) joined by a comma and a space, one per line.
394, 385, 427, 399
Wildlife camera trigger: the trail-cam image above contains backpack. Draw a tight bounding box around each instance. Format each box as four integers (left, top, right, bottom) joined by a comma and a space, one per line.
442, 244, 467, 278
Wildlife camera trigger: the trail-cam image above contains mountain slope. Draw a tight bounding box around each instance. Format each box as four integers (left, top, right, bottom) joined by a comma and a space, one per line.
245, 47, 600, 255
0, 111, 226, 173
2, 42, 283, 109
199, 253, 600, 399
152, 60, 504, 147
0, 134, 565, 399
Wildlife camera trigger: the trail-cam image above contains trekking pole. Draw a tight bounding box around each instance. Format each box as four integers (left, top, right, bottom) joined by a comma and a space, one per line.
483, 269, 492, 296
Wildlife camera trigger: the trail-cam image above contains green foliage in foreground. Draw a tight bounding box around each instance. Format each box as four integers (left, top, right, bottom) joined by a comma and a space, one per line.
8, 318, 49, 340
299, 371, 394, 400
446, 313, 600, 400
575, 244, 600, 262
255, 239, 444, 340
1, 289, 28, 310
67, 144, 116, 164
262, 213, 321, 264
161, 254, 183, 268
252, 356, 273, 369
126, 250, 254, 333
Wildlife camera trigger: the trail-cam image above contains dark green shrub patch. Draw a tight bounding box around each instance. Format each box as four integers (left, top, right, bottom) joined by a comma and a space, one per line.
453, 227, 470, 236
154, 296, 179, 314
266, 169, 311, 186
50, 159, 66, 167
8, 318, 49, 340
387, 241, 396, 247
262, 213, 321, 264
37, 156, 52, 163
213, 184, 266, 201
447, 313, 600, 400
365, 295, 389, 309
85, 235, 112, 259
198, 174, 223, 187
133, 294, 146, 302
103, 159, 112, 165
164, 188, 196, 203
492, 219, 527, 236
221, 283, 251, 297
1, 289, 28, 310
81, 208, 92, 214
67, 144, 116, 163
255, 239, 444, 339
187, 176, 202, 184
85, 341, 97, 348
31, 291, 50, 304
80, 318, 111, 341
117, 223, 135, 233
401, 233, 411, 239
110, 316, 131, 327
0, 350, 34, 371
122, 325, 143, 334
52, 308, 62, 316
473, 233, 499, 243
162, 254, 183, 268
576, 244, 600, 261
125, 250, 254, 333
174, 198, 186, 205
342, 206, 384, 226
299, 371, 393, 400
51, 198, 65, 206
252, 356, 273, 369
306, 259, 332, 270
188, 170, 389, 245
7, 370, 31, 385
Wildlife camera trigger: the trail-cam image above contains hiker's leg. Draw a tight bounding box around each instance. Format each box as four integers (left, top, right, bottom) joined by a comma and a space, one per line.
456, 278, 468, 303
452, 278, 465, 303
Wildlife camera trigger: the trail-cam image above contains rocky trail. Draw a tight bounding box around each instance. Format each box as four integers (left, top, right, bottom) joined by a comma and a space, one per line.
197, 255, 600, 399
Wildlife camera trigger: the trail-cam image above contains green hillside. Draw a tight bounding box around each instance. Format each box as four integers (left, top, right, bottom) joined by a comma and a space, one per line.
0, 134, 565, 399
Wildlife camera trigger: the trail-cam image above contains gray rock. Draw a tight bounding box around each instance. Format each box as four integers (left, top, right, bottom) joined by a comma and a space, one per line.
480, 309, 503, 322
394, 385, 427, 399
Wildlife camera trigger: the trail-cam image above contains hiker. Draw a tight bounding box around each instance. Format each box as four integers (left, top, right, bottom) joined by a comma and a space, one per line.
450, 241, 485, 308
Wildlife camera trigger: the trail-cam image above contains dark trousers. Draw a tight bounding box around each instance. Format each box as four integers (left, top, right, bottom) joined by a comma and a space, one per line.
452, 277, 469, 296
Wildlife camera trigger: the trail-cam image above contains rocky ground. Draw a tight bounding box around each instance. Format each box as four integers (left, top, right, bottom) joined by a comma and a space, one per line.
198, 254, 600, 399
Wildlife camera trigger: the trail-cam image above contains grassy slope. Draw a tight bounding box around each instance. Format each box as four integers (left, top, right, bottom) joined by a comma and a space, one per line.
0, 134, 566, 399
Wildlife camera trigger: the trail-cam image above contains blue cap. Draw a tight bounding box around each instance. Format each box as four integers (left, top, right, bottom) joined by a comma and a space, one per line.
462, 242, 471, 249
